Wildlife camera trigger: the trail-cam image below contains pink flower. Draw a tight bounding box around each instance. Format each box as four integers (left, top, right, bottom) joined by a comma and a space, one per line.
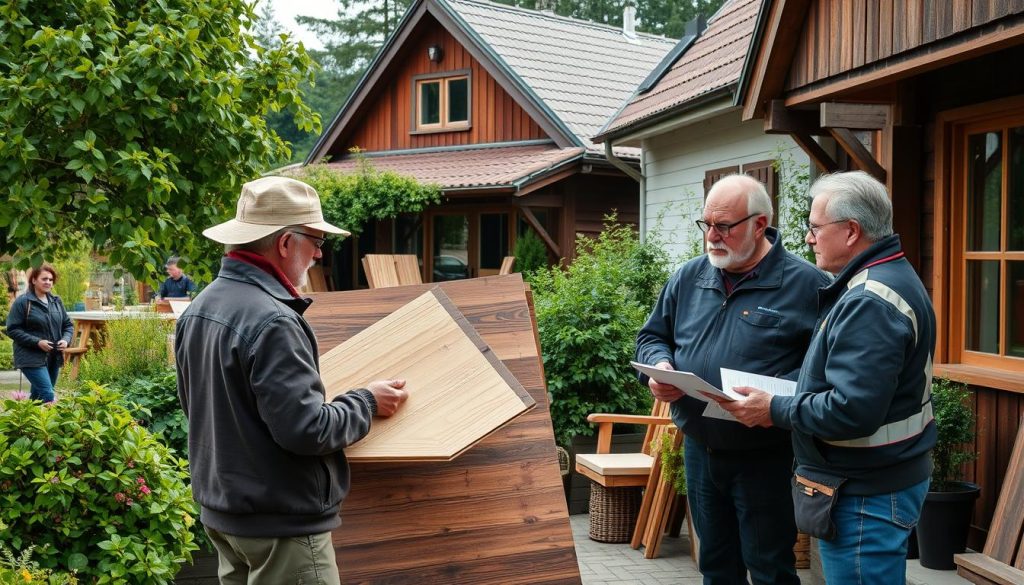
10, 391, 27, 401
114, 492, 126, 503
125, 498, 134, 506
136, 477, 145, 484
140, 485, 151, 495
49, 476, 59, 484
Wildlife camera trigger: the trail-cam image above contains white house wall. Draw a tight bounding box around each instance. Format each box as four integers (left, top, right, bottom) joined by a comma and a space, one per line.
640, 108, 808, 267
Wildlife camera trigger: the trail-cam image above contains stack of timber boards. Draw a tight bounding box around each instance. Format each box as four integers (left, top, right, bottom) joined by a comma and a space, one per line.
305, 274, 581, 584
319, 288, 535, 461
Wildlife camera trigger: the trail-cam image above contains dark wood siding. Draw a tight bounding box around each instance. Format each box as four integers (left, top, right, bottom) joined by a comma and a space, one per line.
966, 388, 1024, 550
335, 16, 547, 155
785, 0, 1024, 90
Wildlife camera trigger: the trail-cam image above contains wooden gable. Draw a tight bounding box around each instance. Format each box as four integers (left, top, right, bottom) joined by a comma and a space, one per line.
325, 14, 548, 160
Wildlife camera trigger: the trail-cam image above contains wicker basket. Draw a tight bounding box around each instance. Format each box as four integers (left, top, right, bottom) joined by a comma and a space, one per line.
588, 481, 642, 543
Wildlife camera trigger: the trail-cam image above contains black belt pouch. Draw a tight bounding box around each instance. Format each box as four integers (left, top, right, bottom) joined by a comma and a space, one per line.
792, 473, 847, 541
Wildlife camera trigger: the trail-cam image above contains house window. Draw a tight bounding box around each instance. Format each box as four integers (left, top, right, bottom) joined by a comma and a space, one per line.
703, 161, 779, 225
413, 71, 470, 132
951, 116, 1024, 370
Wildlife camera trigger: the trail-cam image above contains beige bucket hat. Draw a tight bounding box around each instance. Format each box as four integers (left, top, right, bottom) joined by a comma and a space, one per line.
203, 176, 350, 244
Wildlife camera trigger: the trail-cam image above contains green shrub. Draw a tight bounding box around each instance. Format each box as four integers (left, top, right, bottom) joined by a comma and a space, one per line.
931, 378, 977, 490
110, 368, 187, 459
0, 338, 12, 371
0, 534, 78, 584
531, 217, 670, 447
52, 246, 92, 309
0, 386, 198, 582
658, 433, 686, 494
512, 229, 549, 278
79, 316, 172, 386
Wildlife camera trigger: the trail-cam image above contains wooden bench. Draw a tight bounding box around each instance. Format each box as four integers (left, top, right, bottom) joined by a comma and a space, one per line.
954, 416, 1024, 584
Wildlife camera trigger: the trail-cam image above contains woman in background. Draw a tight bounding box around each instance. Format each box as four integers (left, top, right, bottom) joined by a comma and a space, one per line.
6, 263, 73, 402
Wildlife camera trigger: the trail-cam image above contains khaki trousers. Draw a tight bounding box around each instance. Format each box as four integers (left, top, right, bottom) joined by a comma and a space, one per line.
206, 527, 341, 585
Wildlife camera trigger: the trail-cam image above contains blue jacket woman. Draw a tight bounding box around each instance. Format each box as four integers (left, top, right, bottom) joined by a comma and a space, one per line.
5, 264, 74, 402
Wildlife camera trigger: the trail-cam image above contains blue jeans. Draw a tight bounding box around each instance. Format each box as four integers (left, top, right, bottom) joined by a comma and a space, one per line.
684, 436, 800, 585
21, 363, 60, 402
819, 478, 929, 585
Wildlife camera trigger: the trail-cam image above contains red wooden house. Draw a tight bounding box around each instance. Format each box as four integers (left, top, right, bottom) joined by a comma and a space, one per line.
302, 0, 677, 289
739, 0, 1024, 548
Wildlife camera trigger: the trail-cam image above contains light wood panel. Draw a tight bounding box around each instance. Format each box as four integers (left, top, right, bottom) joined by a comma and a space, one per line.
320, 289, 534, 461
304, 275, 580, 584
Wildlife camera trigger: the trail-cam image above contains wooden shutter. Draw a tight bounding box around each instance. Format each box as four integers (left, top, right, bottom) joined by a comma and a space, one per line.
740, 160, 779, 226
703, 165, 740, 195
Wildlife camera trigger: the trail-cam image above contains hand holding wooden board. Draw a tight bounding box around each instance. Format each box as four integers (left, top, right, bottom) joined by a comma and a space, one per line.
319, 287, 535, 462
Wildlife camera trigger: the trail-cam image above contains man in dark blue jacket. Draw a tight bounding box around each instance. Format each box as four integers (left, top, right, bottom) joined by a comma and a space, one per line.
637, 174, 829, 585
721, 171, 936, 584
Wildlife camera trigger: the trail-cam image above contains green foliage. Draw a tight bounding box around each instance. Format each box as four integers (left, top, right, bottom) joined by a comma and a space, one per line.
51, 245, 92, 309
531, 217, 671, 447
0, 0, 321, 284
109, 368, 187, 459
658, 433, 686, 494
773, 148, 815, 262
0, 386, 198, 582
0, 338, 12, 371
930, 378, 978, 491
304, 153, 442, 237
492, 0, 727, 39
512, 229, 549, 278
0, 537, 78, 584
78, 316, 172, 386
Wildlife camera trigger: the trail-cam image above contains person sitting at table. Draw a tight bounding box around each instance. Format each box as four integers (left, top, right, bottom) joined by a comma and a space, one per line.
5, 263, 74, 402
158, 256, 198, 300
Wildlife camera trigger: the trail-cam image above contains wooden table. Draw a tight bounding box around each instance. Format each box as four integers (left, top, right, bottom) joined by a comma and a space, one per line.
65, 311, 176, 379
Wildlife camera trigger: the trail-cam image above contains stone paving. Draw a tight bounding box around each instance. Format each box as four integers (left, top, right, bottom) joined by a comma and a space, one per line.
570, 512, 968, 585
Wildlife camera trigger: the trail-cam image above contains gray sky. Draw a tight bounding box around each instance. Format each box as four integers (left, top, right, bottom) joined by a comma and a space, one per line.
264, 0, 341, 50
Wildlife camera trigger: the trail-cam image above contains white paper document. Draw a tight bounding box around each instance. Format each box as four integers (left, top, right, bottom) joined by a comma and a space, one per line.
632, 362, 797, 423
719, 367, 797, 398
630, 361, 732, 402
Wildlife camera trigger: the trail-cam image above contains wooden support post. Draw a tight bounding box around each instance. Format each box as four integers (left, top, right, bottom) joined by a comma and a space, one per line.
792, 132, 840, 173
820, 102, 890, 130
518, 204, 561, 258
828, 127, 888, 182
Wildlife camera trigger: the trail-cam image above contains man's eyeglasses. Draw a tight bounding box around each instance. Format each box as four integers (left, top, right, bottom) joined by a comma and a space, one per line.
695, 213, 759, 237
806, 219, 848, 237
290, 231, 326, 249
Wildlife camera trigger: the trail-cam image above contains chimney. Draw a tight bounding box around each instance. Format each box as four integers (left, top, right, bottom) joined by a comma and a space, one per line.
622, 0, 637, 38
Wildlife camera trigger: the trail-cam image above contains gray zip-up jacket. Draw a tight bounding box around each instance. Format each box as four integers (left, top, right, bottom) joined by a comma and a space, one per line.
636, 228, 831, 451
176, 257, 377, 537
770, 235, 937, 495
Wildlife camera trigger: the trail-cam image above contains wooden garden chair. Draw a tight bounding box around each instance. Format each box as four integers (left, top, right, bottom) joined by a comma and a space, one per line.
954, 416, 1024, 584
499, 256, 515, 275
362, 254, 401, 289
575, 400, 687, 555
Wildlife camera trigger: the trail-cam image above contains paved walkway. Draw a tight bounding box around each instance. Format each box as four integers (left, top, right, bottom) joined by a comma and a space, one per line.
570, 513, 967, 585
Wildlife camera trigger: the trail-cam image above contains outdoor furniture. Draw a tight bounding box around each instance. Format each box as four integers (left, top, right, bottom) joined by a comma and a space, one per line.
954, 416, 1024, 585
574, 400, 676, 545
362, 254, 422, 288
499, 256, 515, 275
65, 310, 176, 380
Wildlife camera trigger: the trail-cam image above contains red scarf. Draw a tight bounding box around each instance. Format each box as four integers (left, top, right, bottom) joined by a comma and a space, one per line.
226, 250, 301, 298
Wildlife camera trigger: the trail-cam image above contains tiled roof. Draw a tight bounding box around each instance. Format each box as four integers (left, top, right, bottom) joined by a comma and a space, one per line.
321, 144, 584, 190
596, 0, 761, 141
446, 0, 678, 153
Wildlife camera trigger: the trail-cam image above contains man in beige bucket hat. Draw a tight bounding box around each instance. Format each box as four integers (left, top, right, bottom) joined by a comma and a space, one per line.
176, 176, 408, 584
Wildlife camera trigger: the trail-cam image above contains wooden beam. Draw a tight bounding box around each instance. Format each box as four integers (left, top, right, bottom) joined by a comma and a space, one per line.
741, 0, 815, 120
828, 127, 887, 182
517, 204, 561, 258
820, 103, 890, 130
791, 132, 840, 173
764, 100, 824, 135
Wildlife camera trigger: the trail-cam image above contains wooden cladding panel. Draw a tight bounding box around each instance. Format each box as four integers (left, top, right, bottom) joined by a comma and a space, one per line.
965, 386, 1024, 550
344, 20, 546, 152
304, 275, 580, 584
786, 0, 1024, 90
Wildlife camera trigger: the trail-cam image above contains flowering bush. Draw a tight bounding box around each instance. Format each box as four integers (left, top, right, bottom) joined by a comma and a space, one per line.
0, 533, 78, 584
0, 385, 197, 583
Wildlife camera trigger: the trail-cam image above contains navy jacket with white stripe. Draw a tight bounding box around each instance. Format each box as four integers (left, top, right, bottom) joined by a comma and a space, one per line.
770, 234, 937, 495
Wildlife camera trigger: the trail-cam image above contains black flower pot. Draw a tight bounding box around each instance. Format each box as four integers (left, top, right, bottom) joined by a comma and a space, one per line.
917, 481, 981, 570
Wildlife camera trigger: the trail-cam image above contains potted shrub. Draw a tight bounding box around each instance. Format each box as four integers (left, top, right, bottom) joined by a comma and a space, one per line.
916, 377, 981, 570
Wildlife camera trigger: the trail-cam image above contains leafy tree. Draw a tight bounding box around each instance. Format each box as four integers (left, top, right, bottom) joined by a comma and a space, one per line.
0, 0, 321, 283
495, 0, 727, 38
512, 228, 549, 278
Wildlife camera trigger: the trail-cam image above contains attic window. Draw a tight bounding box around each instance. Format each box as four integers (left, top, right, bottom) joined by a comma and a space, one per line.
413, 70, 471, 132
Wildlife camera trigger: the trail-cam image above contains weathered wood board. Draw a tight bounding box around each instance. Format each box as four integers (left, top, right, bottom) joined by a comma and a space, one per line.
320, 288, 535, 461
305, 275, 580, 584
